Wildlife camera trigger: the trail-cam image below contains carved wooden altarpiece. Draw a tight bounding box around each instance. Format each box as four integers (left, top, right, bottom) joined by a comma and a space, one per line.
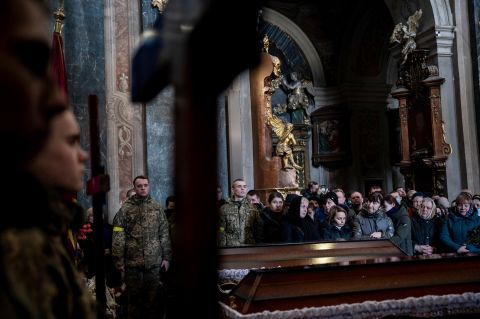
391, 49, 451, 196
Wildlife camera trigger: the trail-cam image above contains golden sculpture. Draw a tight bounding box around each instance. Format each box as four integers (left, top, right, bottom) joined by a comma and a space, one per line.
263, 36, 303, 172
390, 9, 422, 65
266, 114, 302, 170
281, 72, 311, 123
53, 3, 65, 34
152, 0, 168, 13
263, 35, 269, 53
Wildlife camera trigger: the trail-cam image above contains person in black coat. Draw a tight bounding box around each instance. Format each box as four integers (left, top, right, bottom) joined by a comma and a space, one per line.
384, 194, 413, 256
281, 195, 309, 243
322, 205, 353, 241
411, 197, 443, 255
254, 192, 285, 244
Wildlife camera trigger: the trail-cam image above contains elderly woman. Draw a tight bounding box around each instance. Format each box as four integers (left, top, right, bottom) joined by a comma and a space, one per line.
411, 197, 443, 255
439, 193, 480, 254
353, 192, 394, 240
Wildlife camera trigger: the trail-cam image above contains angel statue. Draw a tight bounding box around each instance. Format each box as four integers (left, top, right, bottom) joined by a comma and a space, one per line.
281, 72, 312, 123
390, 9, 423, 65
266, 115, 302, 170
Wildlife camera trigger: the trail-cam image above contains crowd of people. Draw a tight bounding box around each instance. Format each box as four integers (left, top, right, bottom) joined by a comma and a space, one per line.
2, 1, 480, 318
218, 179, 480, 257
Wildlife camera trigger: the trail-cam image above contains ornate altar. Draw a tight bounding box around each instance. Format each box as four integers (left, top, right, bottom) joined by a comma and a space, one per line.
249, 36, 312, 197
391, 49, 451, 196
390, 11, 451, 196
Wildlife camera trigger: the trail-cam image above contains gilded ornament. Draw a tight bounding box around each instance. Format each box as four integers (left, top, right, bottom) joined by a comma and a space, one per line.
263, 35, 269, 53
266, 115, 302, 170
441, 121, 452, 155
53, 4, 65, 34
152, 0, 168, 13
390, 9, 422, 65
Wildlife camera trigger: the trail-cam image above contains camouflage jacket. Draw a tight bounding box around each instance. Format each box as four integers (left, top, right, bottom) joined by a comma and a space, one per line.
218, 198, 259, 247
112, 195, 172, 270
0, 180, 96, 319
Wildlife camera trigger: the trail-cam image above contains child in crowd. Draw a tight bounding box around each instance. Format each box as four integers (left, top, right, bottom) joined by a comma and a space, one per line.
322, 206, 353, 241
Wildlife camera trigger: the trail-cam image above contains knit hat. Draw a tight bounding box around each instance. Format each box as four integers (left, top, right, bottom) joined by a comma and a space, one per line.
321, 191, 338, 206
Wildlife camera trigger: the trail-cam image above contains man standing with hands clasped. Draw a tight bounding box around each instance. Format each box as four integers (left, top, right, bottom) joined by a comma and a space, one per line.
112, 175, 172, 319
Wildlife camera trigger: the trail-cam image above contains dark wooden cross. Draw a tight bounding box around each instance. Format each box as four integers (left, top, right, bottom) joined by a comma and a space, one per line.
132, 0, 262, 316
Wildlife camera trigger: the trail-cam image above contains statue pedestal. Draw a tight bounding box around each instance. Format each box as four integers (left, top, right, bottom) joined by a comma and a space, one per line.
279, 168, 298, 188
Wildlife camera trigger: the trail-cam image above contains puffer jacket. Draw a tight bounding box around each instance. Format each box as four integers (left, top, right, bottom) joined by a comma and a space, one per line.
353, 209, 394, 239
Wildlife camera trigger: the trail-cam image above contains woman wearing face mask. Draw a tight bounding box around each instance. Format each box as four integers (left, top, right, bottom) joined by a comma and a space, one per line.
353, 192, 394, 240
411, 197, 443, 255
384, 194, 413, 255
439, 193, 480, 254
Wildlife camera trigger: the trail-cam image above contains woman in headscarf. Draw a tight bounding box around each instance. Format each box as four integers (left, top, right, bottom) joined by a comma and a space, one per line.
281, 195, 309, 243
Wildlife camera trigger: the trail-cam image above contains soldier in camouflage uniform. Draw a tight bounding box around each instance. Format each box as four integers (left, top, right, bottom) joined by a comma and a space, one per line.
112, 176, 172, 319
218, 178, 259, 247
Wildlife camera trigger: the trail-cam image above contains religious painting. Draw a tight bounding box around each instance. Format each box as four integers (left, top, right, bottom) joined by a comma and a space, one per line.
311, 104, 350, 168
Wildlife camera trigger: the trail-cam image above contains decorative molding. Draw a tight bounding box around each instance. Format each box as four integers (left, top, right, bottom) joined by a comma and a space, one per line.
118, 125, 133, 159
104, 0, 144, 222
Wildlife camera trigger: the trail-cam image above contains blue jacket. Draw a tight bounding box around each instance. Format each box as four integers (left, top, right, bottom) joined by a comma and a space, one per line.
439, 210, 480, 253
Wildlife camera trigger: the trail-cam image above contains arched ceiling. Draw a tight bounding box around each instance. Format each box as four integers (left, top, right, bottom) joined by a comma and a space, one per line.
264, 0, 438, 86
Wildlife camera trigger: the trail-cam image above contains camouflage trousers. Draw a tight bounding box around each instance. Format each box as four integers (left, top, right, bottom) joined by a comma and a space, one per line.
125, 267, 166, 319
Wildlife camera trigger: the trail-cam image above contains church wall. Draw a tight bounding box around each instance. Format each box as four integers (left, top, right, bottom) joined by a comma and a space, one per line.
145, 87, 175, 208
140, 2, 175, 207
217, 95, 230, 200
103, 0, 145, 222
59, 0, 107, 209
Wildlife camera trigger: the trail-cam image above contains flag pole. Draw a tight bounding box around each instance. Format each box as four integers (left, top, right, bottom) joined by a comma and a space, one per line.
53, 2, 65, 34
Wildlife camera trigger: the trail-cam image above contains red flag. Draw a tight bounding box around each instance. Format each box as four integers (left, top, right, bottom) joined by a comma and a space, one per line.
51, 7, 68, 99
51, 31, 68, 97
52, 7, 76, 202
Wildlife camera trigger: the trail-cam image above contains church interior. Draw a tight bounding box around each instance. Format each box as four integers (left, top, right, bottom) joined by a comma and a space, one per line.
47, 0, 480, 317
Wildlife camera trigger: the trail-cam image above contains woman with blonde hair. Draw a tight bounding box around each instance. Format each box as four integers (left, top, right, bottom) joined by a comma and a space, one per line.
440, 192, 480, 254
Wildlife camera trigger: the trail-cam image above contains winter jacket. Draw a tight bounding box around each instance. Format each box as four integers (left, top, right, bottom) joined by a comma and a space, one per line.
386, 206, 413, 255
353, 209, 394, 239
439, 209, 480, 253
112, 194, 172, 269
